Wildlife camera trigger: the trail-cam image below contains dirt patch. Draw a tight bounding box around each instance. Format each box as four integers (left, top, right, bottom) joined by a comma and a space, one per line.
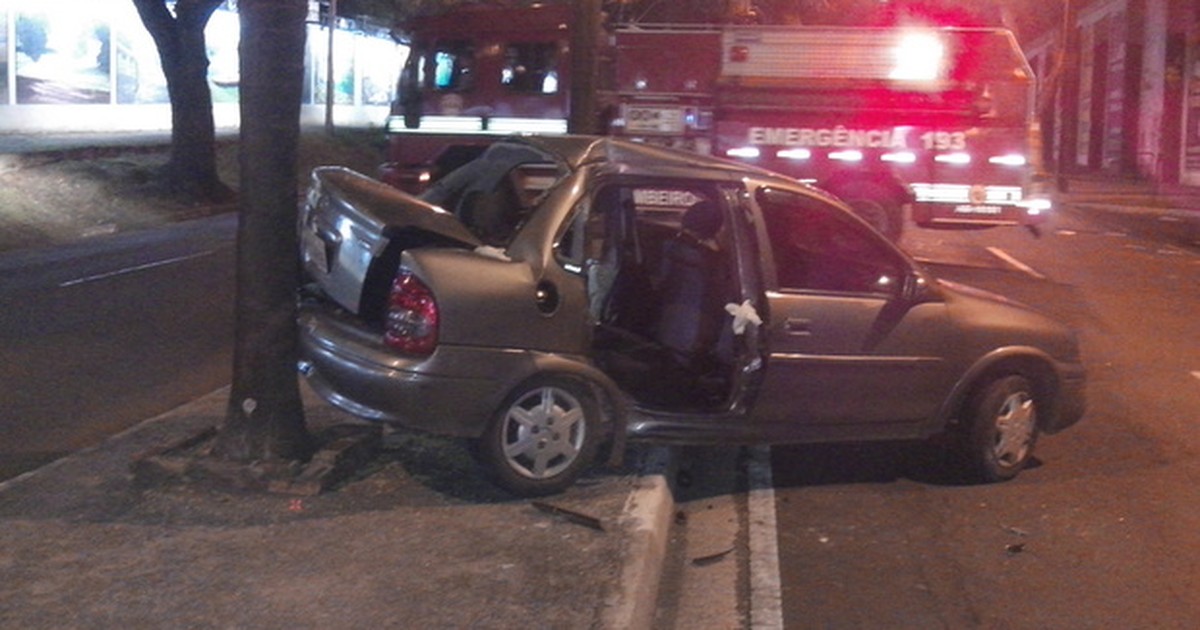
0, 129, 389, 254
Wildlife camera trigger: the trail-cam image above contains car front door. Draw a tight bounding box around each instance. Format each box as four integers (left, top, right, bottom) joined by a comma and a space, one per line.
748, 186, 954, 440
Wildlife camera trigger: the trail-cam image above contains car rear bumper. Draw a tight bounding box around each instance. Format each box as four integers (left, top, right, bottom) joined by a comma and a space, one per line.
297, 305, 535, 438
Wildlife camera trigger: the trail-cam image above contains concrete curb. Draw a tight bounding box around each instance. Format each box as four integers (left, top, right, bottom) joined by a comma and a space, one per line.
602, 445, 677, 630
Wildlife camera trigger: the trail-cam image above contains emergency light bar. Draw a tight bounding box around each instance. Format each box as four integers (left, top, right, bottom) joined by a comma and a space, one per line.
829, 150, 863, 162
777, 148, 812, 160
726, 147, 761, 159
881, 151, 917, 164
934, 153, 971, 164
988, 154, 1028, 166
724, 27, 949, 82
720, 26, 1032, 84
889, 33, 945, 81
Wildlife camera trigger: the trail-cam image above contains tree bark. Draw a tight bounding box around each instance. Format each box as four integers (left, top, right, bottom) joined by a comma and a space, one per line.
212, 0, 313, 463
131, 0, 232, 201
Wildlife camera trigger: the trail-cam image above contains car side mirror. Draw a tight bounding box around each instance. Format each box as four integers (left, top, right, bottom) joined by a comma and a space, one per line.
905, 268, 941, 304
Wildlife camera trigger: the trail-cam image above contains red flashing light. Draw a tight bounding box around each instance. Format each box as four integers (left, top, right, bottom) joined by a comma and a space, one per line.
890, 32, 945, 81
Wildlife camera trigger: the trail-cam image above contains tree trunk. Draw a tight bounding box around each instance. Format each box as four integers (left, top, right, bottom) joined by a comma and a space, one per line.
212, 0, 313, 463
132, 0, 232, 201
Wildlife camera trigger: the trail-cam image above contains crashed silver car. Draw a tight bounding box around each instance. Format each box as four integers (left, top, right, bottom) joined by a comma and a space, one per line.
297, 136, 1085, 496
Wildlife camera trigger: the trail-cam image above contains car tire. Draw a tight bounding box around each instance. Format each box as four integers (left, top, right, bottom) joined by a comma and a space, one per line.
958, 375, 1040, 483
475, 376, 602, 497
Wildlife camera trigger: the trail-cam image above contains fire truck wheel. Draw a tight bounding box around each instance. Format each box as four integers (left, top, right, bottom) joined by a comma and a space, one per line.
840, 186, 903, 241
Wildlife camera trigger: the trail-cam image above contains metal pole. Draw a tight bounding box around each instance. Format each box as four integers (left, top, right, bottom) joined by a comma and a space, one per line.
325, 0, 337, 134
1055, 0, 1074, 190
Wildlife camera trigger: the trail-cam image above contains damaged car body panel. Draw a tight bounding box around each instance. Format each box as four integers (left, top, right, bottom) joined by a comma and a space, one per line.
297, 135, 1086, 496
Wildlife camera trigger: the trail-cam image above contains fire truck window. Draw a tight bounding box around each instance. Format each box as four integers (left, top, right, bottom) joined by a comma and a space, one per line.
423, 42, 473, 91
758, 189, 904, 296
502, 43, 559, 94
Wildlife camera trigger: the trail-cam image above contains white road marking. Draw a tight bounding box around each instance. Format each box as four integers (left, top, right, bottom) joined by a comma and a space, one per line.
985, 246, 1047, 280
748, 445, 784, 629
58, 250, 214, 288
1192, 371, 1200, 381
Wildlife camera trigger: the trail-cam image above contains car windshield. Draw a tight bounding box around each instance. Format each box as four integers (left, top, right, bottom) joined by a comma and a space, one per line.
420, 142, 566, 247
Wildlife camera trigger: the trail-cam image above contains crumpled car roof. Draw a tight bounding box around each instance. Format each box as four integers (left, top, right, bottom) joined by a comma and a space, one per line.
513, 135, 780, 179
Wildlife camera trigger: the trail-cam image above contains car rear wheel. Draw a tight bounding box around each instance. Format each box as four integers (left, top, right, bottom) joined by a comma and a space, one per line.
958, 375, 1040, 482
476, 376, 601, 496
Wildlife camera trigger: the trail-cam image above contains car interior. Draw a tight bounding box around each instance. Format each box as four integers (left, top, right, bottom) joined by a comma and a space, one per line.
585, 184, 741, 412
421, 142, 564, 247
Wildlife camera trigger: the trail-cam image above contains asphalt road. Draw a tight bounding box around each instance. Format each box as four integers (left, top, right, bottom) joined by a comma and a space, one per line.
0, 214, 236, 481
655, 207, 1200, 628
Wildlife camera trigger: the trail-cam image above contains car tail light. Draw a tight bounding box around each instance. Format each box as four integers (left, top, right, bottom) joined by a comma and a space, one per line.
384, 270, 439, 356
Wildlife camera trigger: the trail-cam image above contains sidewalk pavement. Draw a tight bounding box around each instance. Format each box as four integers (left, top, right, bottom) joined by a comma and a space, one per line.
0, 385, 677, 629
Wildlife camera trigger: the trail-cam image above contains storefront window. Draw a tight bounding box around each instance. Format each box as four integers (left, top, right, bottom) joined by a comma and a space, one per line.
308, 26, 355, 105
15, 7, 110, 104
1, 10, 9, 105
115, 3, 167, 104
360, 35, 401, 105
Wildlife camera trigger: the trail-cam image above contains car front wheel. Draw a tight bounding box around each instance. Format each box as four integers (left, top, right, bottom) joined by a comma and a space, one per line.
959, 375, 1040, 482
476, 376, 601, 496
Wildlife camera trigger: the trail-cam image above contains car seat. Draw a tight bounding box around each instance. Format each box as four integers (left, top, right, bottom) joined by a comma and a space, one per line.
654, 201, 725, 363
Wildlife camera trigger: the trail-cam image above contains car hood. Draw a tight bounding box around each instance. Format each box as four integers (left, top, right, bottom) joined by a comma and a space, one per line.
936, 278, 1080, 362
300, 166, 480, 316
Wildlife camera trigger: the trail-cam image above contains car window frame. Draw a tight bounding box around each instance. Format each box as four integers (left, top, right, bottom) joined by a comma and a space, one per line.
753, 185, 911, 299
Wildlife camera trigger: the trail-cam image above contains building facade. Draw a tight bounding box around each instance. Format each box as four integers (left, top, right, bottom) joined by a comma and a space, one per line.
0, 0, 404, 133
1024, 0, 1200, 187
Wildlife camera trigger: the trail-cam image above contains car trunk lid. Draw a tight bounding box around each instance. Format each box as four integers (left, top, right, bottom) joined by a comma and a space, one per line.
300, 166, 481, 317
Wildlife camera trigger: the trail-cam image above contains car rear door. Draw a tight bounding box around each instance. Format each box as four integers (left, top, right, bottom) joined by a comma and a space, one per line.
748, 186, 955, 439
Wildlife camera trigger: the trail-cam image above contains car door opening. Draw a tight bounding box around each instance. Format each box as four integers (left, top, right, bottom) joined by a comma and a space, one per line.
587, 184, 742, 412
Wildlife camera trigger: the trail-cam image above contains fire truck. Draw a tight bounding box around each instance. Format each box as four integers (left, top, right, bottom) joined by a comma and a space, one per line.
384, 3, 1050, 239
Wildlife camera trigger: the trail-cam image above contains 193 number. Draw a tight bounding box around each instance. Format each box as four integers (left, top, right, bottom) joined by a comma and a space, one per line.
921, 131, 967, 151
